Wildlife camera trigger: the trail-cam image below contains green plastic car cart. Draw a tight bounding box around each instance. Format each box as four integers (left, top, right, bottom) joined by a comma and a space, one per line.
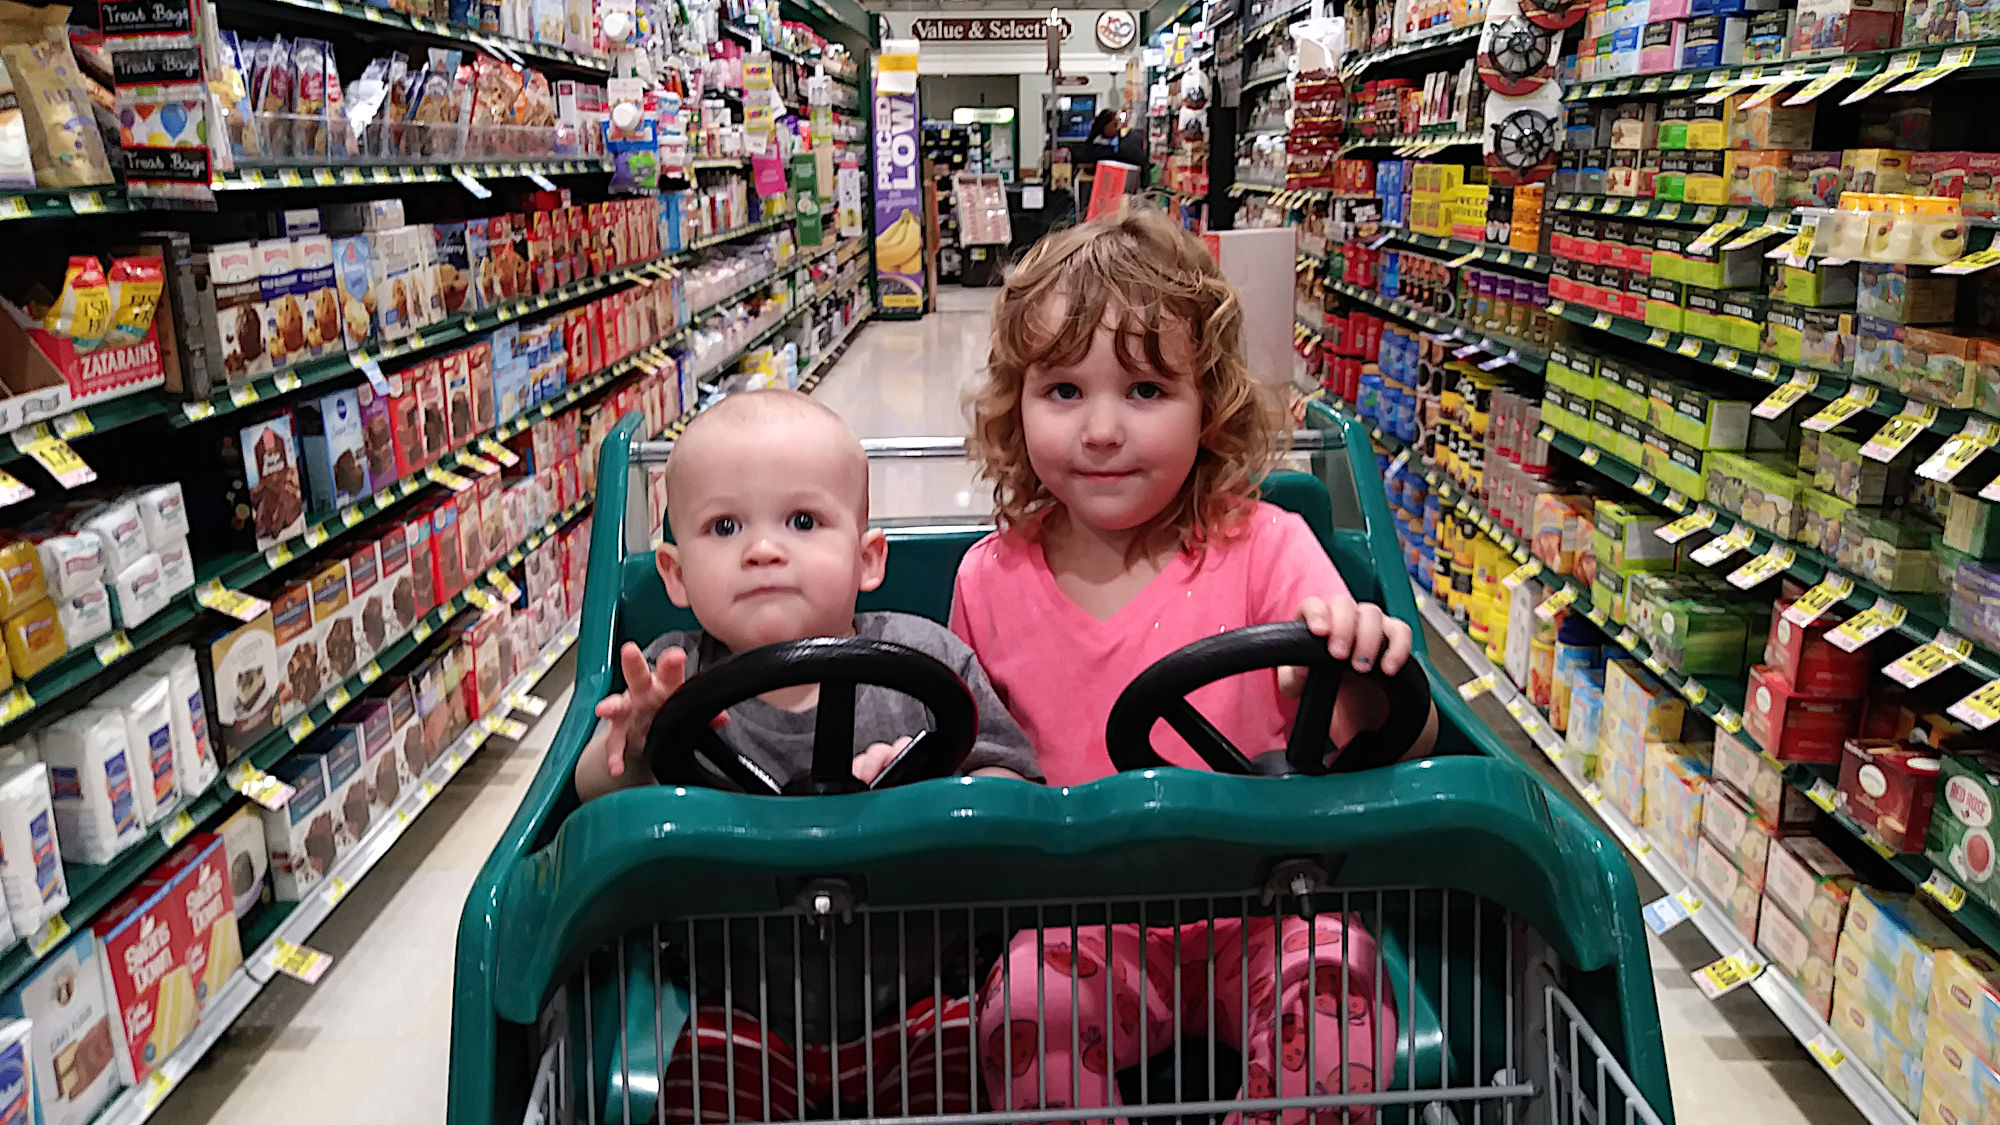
448, 405, 1675, 1125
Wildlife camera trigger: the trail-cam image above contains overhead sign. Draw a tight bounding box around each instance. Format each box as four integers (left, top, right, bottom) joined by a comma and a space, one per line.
910, 16, 1072, 41
1095, 11, 1138, 50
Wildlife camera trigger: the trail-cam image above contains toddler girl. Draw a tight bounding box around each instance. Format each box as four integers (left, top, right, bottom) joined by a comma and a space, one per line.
952, 210, 1438, 1123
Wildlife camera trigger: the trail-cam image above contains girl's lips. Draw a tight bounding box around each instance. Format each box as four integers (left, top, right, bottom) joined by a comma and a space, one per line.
1075, 469, 1138, 481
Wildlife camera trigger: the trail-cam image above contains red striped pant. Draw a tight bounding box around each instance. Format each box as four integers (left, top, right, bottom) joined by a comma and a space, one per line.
663, 995, 977, 1124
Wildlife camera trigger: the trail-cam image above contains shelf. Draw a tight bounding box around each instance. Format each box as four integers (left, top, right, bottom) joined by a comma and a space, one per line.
795, 305, 873, 393
722, 21, 809, 63
1244, 1, 1307, 43
1551, 193, 1789, 228
216, 0, 610, 72
0, 187, 127, 224
87, 615, 583, 1125
1338, 129, 1482, 154
685, 213, 794, 252
1325, 278, 1548, 373
1242, 70, 1288, 95
1406, 583, 1918, 1125
1383, 229, 1548, 274
1564, 41, 2000, 103
1343, 24, 1480, 76
691, 156, 749, 169
210, 159, 607, 192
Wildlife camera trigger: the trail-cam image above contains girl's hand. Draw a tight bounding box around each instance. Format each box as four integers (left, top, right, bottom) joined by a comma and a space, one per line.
1279, 597, 1414, 697
852, 735, 915, 785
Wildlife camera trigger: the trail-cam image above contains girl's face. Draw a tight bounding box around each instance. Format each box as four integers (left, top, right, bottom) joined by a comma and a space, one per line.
1020, 318, 1203, 537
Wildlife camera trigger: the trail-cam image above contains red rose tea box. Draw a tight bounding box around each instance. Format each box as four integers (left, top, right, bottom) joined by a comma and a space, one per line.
1837, 740, 1940, 853
1929, 753, 2000, 915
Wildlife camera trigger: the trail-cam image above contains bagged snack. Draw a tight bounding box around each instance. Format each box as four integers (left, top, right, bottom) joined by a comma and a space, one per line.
411, 49, 460, 157
291, 38, 327, 158
0, 56, 34, 189
0, 1, 113, 187
101, 256, 165, 348
250, 34, 294, 157
321, 41, 354, 157
41, 255, 113, 352
215, 32, 263, 160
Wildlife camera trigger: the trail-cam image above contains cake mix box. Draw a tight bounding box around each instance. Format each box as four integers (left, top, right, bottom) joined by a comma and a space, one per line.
139, 834, 242, 1011
92, 873, 197, 1085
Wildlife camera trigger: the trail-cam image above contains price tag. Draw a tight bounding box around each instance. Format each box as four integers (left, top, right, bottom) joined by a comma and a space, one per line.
1922, 870, 1968, 911
1952, 678, 2000, 730
1686, 220, 1744, 255
455, 170, 493, 199
0, 196, 27, 221
1459, 673, 1499, 701
1842, 52, 1922, 103
1682, 680, 1709, 705
1828, 598, 1908, 652
414, 619, 435, 642
1921, 420, 1996, 481
302, 524, 328, 549
327, 686, 352, 713
1936, 245, 2000, 276
1783, 575, 1855, 626
196, 580, 270, 622
1885, 631, 1973, 687
459, 454, 500, 476
266, 938, 333, 984
1502, 560, 1543, 590
228, 382, 260, 408
1802, 386, 1879, 432
1894, 43, 1977, 91
1633, 474, 1658, 495
1579, 446, 1601, 466
1644, 893, 1694, 934
273, 371, 304, 393
1647, 327, 1671, 348
288, 714, 316, 743
426, 466, 474, 492
264, 541, 294, 569
313, 168, 337, 186
14, 430, 95, 489
1670, 72, 1695, 90
227, 762, 296, 810
420, 779, 439, 801
1535, 585, 1579, 621
1673, 336, 1704, 358
1786, 57, 1860, 104
1657, 506, 1718, 543
1689, 525, 1755, 567
1806, 778, 1839, 811
1715, 707, 1744, 734
1693, 954, 1764, 999
28, 914, 69, 957
0, 468, 31, 510
92, 630, 133, 666
138, 1068, 172, 1111
480, 439, 521, 466
1862, 404, 1938, 460
1806, 1033, 1847, 1073
1728, 544, 1796, 588
182, 401, 216, 422
1591, 312, 1613, 330
160, 809, 196, 847
1586, 604, 1610, 626
492, 717, 530, 739
506, 691, 549, 716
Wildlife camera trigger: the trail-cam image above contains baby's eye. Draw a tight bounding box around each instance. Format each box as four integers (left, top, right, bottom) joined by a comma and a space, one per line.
1046, 382, 1081, 401
787, 512, 818, 532
1129, 382, 1165, 400
707, 517, 740, 537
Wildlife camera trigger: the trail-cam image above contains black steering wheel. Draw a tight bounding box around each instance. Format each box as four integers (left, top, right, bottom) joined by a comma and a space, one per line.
641, 637, 979, 796
1105, 621, 1432, 776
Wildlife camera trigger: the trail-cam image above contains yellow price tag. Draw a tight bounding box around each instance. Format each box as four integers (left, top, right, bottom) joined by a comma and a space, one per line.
288, 715, 316, 743
1752, 374, 1816, 419
160, 809, 196, 847
1861, 404, 1938, 460
19, 433, 95, 488
1716, 707, 1743, 734
1458, 673, 1499, 701
327, 875, 351, 904
1681, 680, 1709, 705
1921, 420, 1996, 482
342, 506, 364, 528
1786, 57, 1859, 105
93, 630, 133, 666
1886, 632, 1974, 687
139, 1069, 173, 1110
361, 661, 382, 684
1693, 954, 1762, 999
1675, 336, 1704, 358
1579, 446, 1601, 466
1802, 386, 1879, 432
1950, 677, 2000, 731
267, 938, 333, 984
1923, 870, 1968, 911
1841, 51, 1921, 104
197, 579, 269, 622
28, 914, 69, 957
1657, 507, 1718, 544
1806, 1033, 1847, 1073
1828, 598, 1908, 652
1807, 778, 1838, 811
228, 382, 261, 408
1783, 575, 1854, 627
1689, 525, 1756, 567
1501, 560, 1543, 590
328, 686, 351, 712
1535, 585, 1578, 621
1727, 544, 1795, 589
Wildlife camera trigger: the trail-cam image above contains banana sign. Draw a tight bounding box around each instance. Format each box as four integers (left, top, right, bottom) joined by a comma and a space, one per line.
873, 87, 926, 313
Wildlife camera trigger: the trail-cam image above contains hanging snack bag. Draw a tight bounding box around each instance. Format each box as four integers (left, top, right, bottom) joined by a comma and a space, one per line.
102, 256, 165, 349
323, 42, 355, 157
250, 35, 294, 158
291, 38, 327, 159
0, 1, 112, 187
41, 255, 113, 352
0, 53, 36, 188
215, 32, 263, 161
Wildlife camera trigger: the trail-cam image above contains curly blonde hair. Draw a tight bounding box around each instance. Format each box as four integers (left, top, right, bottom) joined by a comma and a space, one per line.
969, 209, 1284, 559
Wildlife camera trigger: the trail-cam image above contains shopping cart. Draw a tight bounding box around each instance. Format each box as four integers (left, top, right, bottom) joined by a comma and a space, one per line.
448, 408, 1675, 1125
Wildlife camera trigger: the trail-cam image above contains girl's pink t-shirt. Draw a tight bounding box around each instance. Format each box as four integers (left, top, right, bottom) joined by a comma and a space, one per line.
949, 502, 1351, 787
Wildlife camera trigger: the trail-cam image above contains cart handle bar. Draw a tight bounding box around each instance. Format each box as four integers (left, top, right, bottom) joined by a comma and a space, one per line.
629, 429, 1331, 464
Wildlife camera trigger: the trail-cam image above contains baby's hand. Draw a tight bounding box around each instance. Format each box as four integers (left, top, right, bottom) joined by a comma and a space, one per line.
1280, 596, 1414, 697
852, 735, 915, 785
591, 643, 703, 782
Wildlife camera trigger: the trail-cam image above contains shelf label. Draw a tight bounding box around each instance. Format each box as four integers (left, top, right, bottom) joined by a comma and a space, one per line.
1841, 51, 1921, 104
1686, 219, 1744, 255
287, 714, 316, 744
228, 762, 296, 810
1828, 597, 1907, 652
1782, 575, 1854, 626
0, 686, 31, 727
505, 691, 549, 717
1752, 373, 1817, 419
1693, 954, 1764, 999
1715, 707, 1744, 734
1786, 57, 1859, 104
1894, 43, 1977, 91
1921, 420, 1995, 481
1885, 631, 1973, 687
1923, 869, 1968, 911
1862, 404, 1938, 460
1727, 544, 1795, 589
1951, 677, 2000, 730
267, 938, 333, 984
1675, 335, 1704, 358
0, 469, 32, 508
1657, 506, 1718, 544
1806, 778, 1838, 811
160, 809, 196, 847
326, 875, 351, 905
1501, 560, 1543, 590
1937, 244, 2000, 276
459, 453, 500, 476
491, 716, 530, 739
196, 580, 270, 622
1534, 585, 1579, 621
1689, 524, 1756, 567
93, 630, 132, 666
1578, 446, 1601, 466
1802, 386, 1878, 432
28, 914, 69, 957
1644, 892, 1696, 934
1458, 673, 1499, 701
13, 428, 95, 489
1681, 680, 1709, 705
480, 438, 521, 466
426, 465, 474, 492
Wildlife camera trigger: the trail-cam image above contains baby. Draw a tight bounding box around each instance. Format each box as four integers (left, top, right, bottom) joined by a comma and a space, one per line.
572, 388, 1039, 1125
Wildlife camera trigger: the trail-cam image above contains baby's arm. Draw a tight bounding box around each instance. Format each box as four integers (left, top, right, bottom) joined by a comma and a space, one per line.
573, 643, 699, 801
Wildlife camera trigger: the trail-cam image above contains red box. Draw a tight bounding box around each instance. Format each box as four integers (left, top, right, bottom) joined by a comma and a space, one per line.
1836, 740, 1940, 853
466, 341, 495, 433
93, 868, 195, 1084
388, 372, 426, 476
456, 484, 486, 577
403, 510, 437, 620
140, 834, 241, 1012
428, 498, 466, 601
413, 359, 447, 468
1766, 608, 1873, 696
1745, 664, 1862, 764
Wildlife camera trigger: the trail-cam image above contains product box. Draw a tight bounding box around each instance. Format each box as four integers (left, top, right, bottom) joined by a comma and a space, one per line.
1922, 1020, 2000, 1123
296, 387, 370, 512
347, 542, 386, 663
139, 834, 241, 1010
1701, 781, 1786, 890
1930, 753, 2000, 911
1860, 262, 1957, 324
237, 413, 307, 550
92, 873, 197, 1085
1693, 836, 1762, 940
1842, 886, 1968, 1000
1794, 0, 1902, 55
429, 499, 465, 602
1764, 836, 1854, 961
0, 933, 119, 1125
196, 613, 278, 762
1644, 741, 1709, 872
344, 699, 402, 820
215, 804, 269, 921
404, 511, 438, 621
1837, 740, 1940, 853
1744, 663, 1861, 763
268, 581, 321, 725
1930, 947, 2000, 1067
377, 523, 416, 638
1711, 731, 1814, 828
1765, 610, 1872, 696
309, 559, 355, 687
301, 727, 370, 855
261, 754, 334, 901
206, 241, 268, 381
1759, 895, 1836, 1018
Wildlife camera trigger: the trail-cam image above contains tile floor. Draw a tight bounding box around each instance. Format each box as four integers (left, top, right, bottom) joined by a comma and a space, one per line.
161, 285, 1858, 1124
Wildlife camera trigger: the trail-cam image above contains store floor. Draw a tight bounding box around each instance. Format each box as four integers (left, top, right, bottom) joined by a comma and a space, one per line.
161, 282, 1857, 1124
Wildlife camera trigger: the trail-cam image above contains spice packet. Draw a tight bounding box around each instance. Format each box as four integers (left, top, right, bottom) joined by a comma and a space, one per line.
43, 255, 113, 352
102, 255, 164, 348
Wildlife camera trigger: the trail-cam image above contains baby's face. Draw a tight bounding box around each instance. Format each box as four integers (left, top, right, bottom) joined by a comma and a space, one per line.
659, 411, 885, 653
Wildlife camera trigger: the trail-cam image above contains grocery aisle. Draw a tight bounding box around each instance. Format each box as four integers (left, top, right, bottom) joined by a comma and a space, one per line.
156, 665, 577, 1125
818, 284, 1857, 1125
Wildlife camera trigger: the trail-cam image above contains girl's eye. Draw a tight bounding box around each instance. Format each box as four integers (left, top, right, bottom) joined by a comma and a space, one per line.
787, 512, 818, 532
1130, 382, 1165, 401
1046, 382, 1081, 401
708, 517, 739, 537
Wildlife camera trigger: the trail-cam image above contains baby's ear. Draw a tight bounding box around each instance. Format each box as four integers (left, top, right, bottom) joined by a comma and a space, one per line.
857, 528, 889, 593
657, 542, 692, 607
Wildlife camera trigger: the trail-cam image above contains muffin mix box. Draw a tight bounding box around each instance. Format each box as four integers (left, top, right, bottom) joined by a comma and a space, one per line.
267, 580, 322, 724
428, 498, 465, 603
262, 753, 333, 901
415, 360, 449, 464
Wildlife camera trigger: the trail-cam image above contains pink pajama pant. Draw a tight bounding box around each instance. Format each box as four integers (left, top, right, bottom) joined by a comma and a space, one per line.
975, 914, 1396, 1125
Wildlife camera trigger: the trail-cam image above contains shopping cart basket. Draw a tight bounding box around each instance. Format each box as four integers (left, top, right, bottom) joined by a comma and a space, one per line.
447, 410, 1675, 1125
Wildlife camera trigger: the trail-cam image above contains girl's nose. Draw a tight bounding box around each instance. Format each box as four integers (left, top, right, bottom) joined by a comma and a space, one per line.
1082, 402, 1123, 446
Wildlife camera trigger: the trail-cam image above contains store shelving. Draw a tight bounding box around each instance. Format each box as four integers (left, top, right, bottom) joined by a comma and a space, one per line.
209, 158, 608, 192
1382, 230, 1548, 274
1551, 193, 1791, 228
90, 614, 583, 1125
215, 0, 611, 72
1338, 130, 1484, 154
1344, 24, 1480, 75
1324, 277, 1548, 373
0, 187, 127, 224
1563, 40, 2000, 102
